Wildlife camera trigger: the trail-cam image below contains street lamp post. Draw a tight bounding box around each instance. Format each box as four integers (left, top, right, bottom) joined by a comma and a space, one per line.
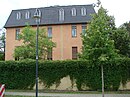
33, 8, 41, 97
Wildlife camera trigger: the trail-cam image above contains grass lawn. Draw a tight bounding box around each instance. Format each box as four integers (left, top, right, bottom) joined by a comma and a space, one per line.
6, 89, 130, 94
4, 90, 130, 97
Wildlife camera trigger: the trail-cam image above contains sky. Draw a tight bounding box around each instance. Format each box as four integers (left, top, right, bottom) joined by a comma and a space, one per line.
0, 0, 130, 30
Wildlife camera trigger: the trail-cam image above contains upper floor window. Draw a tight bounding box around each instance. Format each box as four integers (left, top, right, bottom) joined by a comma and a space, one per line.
82, 24, 87, 34
71, 8, 76, 16
25, 11, 30, 19
48, 27, 52, 38
15, 28, 20, 40
81, 7, 86, 16
16, 12, 21, 20
72, 25, 77, 37
59, 8, 64, 21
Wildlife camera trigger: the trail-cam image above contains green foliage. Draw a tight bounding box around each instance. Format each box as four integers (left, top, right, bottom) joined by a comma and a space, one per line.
0, 59, 130, 90
0, 33, 5, 60
0, 32, 5, 47
14, 25, 56, 60
0, 53, 4, 60
0, 60, 35, 89
80, 7, 119, 62
111, 23, 130, 57
123, 22, 130, 32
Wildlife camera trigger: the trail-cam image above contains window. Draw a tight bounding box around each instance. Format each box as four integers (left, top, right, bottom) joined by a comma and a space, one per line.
15, 46, 20, 60
25, 11, 30, 19
81, 7, 86, 16
16, 12, 21, 20
48, 27, 52, 38
82, 24, 87, 34
47, 48, 52, 60
59, 8, 64, 21
71, 8, 76, 16
72, 47, 78, 60
15, 29, 20, 40
72, 25, 77, 37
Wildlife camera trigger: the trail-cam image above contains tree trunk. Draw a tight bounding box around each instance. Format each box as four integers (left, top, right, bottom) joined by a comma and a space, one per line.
101, 64, 104, 97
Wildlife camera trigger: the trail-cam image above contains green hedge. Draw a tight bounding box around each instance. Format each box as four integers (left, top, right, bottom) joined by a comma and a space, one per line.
0, 59, 130, 90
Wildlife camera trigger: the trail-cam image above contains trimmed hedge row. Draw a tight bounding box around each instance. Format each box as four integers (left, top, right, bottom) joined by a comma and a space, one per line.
0, 59, 130, 90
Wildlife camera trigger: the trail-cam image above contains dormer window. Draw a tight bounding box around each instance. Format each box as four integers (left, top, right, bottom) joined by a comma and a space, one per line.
59, 8, 64, 21
25, 11, 30, 19
71, 8, 76, 16
81, 7, 86, 16
16, 12, 21, 20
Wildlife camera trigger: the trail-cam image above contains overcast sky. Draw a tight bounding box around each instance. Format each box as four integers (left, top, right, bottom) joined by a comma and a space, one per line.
0, 0, 130, 29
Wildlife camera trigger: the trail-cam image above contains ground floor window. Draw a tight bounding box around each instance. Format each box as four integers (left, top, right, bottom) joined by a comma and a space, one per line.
72, 47, 78, 60
47, 48, 52, 60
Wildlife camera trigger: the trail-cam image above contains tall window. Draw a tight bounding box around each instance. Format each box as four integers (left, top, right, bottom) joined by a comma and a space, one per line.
48, 27, 52, 38
81, 7, 86, 16
82, 24, 87, 34
47, 48, 52, 60
25, 11, 30, 19
16, 12, 21, 20
59, 8, 64, 21
15, 28, 20, 40
72, 47, 78, 60
72, 25, 77, 37
15, 46, 20, 60
71, 8, 76, 16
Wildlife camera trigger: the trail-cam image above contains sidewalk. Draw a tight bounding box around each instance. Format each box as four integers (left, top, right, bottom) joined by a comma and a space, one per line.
5, 92, 130, 97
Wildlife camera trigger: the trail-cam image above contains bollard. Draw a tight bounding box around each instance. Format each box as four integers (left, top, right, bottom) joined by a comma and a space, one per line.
0, 84, 5, 97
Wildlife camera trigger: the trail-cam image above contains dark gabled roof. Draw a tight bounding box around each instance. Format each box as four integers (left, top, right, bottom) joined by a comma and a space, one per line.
4, 4, 95, 28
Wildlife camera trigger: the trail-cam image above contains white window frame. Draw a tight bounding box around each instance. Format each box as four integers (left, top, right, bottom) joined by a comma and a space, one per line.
72, 25, 77, 37
16, 12, 21, 20
82, 24, 87, 33
25, 11, 30, 19
71, 8, 76, 16
15, 28, 20, 40
59, 8, 64, 21
81, 7, 86, 16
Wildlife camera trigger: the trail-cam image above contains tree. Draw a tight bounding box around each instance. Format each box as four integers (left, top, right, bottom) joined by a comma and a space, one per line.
111, 25, 130, 57
80, 7, 119, 61
80, 7, 120, 96
123, 22, 130, 33
0, 32, 5, 60
14, 25, 56, 60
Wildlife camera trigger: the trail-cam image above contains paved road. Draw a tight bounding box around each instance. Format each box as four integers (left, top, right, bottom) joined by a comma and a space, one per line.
5, 92, 130, 97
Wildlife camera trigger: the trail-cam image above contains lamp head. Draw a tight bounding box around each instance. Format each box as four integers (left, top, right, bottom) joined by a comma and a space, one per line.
34, 8, 41, 19
33, 8, 41, 23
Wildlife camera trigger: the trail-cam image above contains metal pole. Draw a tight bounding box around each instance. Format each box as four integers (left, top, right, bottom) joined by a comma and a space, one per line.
34, 8, 41, 97
101, 64, 104, 97
36, 18, 39, 97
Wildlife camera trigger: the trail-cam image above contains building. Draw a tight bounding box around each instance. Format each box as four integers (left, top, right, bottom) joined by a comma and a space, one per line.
4, 4, 95, 60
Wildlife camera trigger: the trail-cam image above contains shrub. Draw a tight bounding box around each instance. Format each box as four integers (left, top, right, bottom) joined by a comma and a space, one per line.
0, 59, 130, 90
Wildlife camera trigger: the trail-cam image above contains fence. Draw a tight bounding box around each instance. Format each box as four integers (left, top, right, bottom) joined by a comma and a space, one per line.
0, 84, 5, 97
